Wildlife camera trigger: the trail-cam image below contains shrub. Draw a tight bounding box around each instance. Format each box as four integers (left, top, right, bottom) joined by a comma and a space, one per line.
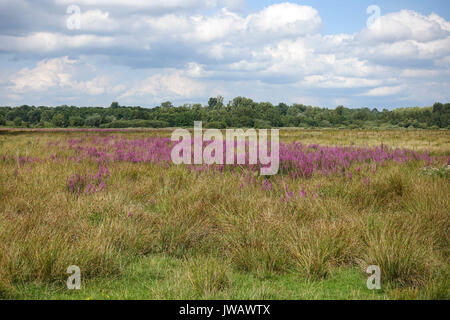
254, 119, 272, 129
104, 120, 169, 128
205, 121, 226, 129
85, 114, 102, 127
13, 117, 23, 127
69, 116, 85, 127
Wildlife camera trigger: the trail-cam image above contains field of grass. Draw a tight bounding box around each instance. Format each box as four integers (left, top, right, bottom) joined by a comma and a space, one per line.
0, 128, 449, 300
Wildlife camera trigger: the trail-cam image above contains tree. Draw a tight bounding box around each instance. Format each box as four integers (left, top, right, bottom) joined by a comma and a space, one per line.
276, 103, 289, 116
27, 109, 41, 124
69, 116, 85, 127
160, 101, 173, 109
335, 105, 345, 116
6, 110, 17, 121
52, 113, 65, 127
208, 96, 224, 109
110, 101, 120, 108
41, 110, 53, 122
0, 98, 448, 129
13, 117, 23, 127
85, 114, 102, 127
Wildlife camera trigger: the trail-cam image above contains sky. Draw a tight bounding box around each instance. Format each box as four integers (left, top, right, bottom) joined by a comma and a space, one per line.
0, 0, 449, 109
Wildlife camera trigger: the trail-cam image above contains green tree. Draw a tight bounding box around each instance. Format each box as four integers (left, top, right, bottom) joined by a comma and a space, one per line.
13, 117, 23, 127
69, 116, 85, 127
85, 114, 102, 127
52, 113, 66, 127
27, 109, 41, 124
110, 101, 120, 108
160, 101, 173, 109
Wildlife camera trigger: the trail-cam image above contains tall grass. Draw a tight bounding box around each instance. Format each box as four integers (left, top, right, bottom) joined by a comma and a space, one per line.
0, 129, 448, 299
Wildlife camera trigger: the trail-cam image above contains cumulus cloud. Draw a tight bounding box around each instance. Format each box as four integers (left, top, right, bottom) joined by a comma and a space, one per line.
79, 10, 118, 32
54, 0, 243, 14
357, 10, 449, 43
361, 85, 406, 97
245, 3, 322, 38
9, 56, 77, 92
119, 71, 205, 102
6, 56, 124, 104
0, 2, 449, 107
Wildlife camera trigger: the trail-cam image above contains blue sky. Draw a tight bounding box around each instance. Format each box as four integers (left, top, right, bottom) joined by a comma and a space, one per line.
0, 0, 449, 109
246, 0, 450, 33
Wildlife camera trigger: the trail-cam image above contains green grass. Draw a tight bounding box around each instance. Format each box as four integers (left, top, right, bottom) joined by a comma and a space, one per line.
7, 254, 388, 300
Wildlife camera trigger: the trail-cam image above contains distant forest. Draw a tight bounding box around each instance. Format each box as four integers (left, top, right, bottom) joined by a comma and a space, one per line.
0, 97, 449, 129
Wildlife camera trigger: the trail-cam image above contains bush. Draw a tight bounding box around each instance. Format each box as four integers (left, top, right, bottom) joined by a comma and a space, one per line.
253, 119, 271, 129
52, 113, 66, 127
13, 117, 23, 127
69, 116, 85, 127
85, 114, 102, 127
205, 121, 226, 129
104, 120, 169, 128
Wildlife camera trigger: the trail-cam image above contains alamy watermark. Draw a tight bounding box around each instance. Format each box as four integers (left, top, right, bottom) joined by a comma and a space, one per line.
66, 5, 81, 30
171, 122, 280, 175
366, 5, 381, 30
366, 265, 381, 290
67, 265, 81, 290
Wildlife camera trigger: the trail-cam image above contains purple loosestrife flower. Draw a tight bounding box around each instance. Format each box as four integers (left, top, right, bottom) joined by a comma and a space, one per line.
363, 176, 371, 186
66, 164, 109, 195
262, 179, 272, 191
299, 187, 307, 198
60, 135, 446, 179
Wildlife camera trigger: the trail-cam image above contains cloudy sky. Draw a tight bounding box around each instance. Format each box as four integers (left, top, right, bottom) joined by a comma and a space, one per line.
0, 0, 449, 109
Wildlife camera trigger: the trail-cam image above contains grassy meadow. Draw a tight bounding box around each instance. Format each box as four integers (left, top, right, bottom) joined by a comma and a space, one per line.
0, 128, 449, 300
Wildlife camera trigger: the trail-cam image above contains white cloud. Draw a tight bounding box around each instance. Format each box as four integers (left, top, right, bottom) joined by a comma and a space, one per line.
0, 32, 118, 53
362, 85, 406, 97
55, 0, 209, 9
7, 56, 122, 97
358, 10, 449, 43
245, 3, 322, 37
119, 71, 205, 102
80, 10, 118, 32
302, 75, 382, 89
9, 56, 76, 92
0, 3, 449, 107
54, 0, 243, 12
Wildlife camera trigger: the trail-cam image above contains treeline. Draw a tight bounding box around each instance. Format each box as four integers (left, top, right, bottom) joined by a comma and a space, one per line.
0, 97, 448, 129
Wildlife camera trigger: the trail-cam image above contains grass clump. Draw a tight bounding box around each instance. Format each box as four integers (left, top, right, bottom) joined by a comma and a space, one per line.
186, 256, 232, 297
361, 222, 434, 288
